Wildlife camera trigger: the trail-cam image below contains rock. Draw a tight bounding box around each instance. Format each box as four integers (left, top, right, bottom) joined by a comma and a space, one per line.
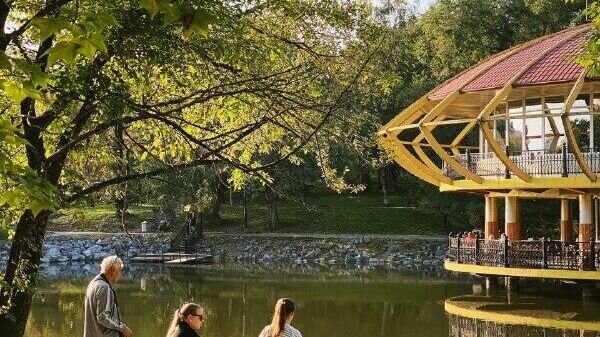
94, 252, 109, 261
47, 248, 61, 259
304, 250, 317, 259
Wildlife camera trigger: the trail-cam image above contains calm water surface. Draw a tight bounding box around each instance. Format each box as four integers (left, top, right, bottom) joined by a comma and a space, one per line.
24, 264, 600, 337
25, 264, 471, 337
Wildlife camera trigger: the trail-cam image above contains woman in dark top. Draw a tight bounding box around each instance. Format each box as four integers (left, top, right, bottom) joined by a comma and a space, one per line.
165, 302, 205, 337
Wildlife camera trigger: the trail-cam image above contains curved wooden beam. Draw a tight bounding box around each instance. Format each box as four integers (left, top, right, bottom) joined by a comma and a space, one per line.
380, 96, 429, 135
420, 126, 483, 183
378, 137, 447, 185
413, 143, 442, 173
480, 122, 531, 182
560, 72, 596, 182
451, 84, 513, 152
390, 104, 456, 184
412, 91, 460, 145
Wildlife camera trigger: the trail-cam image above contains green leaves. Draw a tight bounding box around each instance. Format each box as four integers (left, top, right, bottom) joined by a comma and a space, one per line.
578, 2, 600, 75
141, 0, 182, 23
139, 0, 212, 38
140, 0, 160, 18
46, 41, 77, 65
182, 10, 212, 38
0, 14, 118, 105
0, 119, 56, 216
32, 15, 118, 66
13, 60, 51, 88
2, 81, 43, 103
30, 17, 71, 41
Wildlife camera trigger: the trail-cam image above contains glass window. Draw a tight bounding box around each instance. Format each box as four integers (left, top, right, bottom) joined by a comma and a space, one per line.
507, 100, 523, 154
544, 96, 564, 153
524, 98, 543, 151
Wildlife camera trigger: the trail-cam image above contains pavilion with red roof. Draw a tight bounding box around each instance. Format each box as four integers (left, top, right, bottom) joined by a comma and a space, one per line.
379, 23, 600, 281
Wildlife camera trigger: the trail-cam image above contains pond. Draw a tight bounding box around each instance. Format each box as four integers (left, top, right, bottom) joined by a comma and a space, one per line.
24, 264, 600, 337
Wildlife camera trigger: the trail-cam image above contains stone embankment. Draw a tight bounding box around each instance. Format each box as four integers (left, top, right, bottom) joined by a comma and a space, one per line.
0, 232, 447, 270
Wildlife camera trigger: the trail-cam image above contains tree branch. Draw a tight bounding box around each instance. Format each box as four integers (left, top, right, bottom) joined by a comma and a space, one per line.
63, 158, 220, 203
3, 0, 73, 50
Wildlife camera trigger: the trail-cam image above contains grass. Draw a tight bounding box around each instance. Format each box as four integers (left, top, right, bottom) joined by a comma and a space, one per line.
48, 204, 155, 232
48, 193, 446, 235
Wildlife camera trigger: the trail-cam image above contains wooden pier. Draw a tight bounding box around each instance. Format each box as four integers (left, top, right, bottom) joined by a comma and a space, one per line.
131, 253, 213, 265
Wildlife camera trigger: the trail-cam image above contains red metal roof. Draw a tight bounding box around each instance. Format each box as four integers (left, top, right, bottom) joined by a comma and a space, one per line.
428, 24, 592, 101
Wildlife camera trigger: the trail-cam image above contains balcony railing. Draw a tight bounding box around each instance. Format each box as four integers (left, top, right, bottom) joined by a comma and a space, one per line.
441, 146, 600, 179
447, 237, 600, 271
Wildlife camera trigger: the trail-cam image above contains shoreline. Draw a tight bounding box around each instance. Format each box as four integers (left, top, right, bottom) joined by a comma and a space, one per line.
0, 231, 448, 271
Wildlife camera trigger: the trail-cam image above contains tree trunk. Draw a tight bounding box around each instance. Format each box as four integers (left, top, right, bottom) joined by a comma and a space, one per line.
0, 210, 51, 336
265, 186, 280, 231
114, 123, 129, 217
199, 212, 203, 238
243, 188, 248, 228
210, 174, 227, 221
379, 166, 389, 206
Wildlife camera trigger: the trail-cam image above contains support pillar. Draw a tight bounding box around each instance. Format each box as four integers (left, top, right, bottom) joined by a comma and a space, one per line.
504, 196, 520, 291
505, 196, 521, 240
579, 195, 594, 242
560, 199, 572, 242
485, 196, 498, 240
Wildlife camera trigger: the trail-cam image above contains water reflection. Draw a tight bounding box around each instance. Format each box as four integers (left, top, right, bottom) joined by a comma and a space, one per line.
446, 282, 600, 337
26, 263, 471, 337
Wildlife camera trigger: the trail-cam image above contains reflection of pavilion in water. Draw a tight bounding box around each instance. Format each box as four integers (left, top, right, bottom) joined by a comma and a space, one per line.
448, 314, 600, 337
445, 291, 600, 337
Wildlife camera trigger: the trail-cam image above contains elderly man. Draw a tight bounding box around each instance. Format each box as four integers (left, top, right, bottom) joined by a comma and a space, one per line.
84, 255, 133, 337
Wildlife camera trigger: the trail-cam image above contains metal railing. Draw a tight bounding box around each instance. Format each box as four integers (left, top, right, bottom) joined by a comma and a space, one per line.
447, 237, 599, 271
442, 145, 600, 179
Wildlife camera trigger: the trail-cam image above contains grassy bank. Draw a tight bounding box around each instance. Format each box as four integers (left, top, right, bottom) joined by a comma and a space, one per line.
49, 204, 155, 232
48, 194, 447, 235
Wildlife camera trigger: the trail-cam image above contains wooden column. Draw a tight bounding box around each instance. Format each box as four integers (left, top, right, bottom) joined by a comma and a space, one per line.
579, 195, 594, 242
505, 196, 521, 240
485, 196, 498, 239
560, 199, 572, 242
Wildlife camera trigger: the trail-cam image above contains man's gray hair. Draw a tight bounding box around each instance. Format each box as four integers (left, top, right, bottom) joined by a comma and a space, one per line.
100, 255, 124, 273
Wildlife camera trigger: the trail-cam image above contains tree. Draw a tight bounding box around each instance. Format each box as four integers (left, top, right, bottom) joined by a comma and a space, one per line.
0, 1, 377, 335
578, 1, 600, 74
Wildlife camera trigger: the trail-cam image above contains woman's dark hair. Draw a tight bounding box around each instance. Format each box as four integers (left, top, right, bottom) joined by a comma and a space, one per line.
166, 302, 202, 337
269, 298, 295, 337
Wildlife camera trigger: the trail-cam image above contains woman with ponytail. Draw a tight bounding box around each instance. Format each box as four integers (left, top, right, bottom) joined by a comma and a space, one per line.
258, 298, 302, 337
165, 302, 205, 337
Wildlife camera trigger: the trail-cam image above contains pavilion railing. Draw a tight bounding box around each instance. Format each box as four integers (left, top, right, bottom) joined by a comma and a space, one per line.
441, 147, 600, 179
447, 237, 598, 271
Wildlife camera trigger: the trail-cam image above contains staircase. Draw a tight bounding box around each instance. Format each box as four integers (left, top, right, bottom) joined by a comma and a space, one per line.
169, 222, 205, 253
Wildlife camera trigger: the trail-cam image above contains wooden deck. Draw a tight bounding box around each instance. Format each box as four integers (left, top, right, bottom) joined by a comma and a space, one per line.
131, 253, 213, 264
